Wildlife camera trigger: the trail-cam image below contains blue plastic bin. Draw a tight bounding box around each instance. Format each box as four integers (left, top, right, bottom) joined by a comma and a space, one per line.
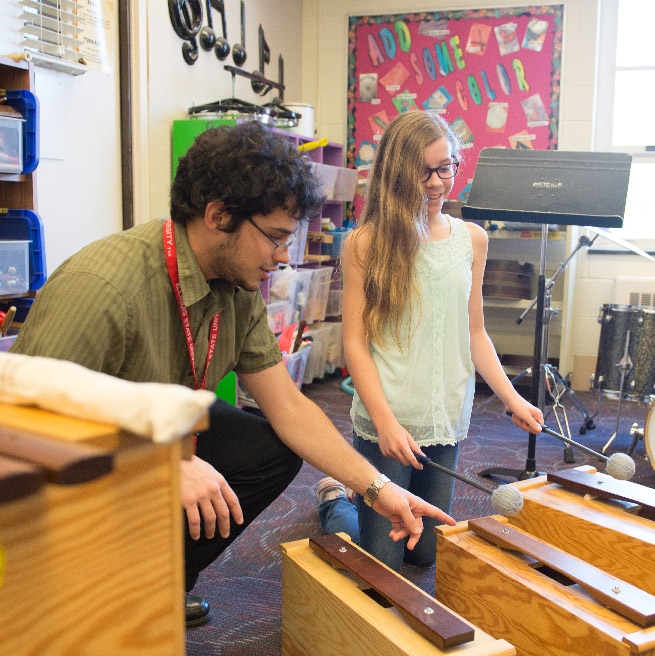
5, 89, 40, 174
0, 209, 46, 289
320, 228, 352, 259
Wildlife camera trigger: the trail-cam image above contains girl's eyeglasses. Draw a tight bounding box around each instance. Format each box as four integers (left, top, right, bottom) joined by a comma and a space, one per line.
421, 161, 460, 183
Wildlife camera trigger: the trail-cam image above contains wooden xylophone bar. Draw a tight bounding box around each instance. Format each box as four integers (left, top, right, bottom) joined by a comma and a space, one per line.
0, 454, 43, 503
468, 516, 655, 627
309, 533, 474, 650
546, 468, 655, 521
508, 466, 655, 596
0, 423, 114, 487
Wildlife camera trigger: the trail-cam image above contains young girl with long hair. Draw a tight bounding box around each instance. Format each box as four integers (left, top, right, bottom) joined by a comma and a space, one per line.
317, 111, 543, 571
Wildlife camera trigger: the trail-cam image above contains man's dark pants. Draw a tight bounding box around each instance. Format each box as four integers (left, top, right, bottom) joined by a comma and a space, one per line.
184, 399, 303, 591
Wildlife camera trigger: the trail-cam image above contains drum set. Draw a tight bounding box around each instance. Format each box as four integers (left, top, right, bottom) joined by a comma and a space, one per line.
591, 302, 655, 466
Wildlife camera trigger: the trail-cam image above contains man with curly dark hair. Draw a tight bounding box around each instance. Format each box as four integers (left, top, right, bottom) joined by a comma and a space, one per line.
11, 123, 455, 628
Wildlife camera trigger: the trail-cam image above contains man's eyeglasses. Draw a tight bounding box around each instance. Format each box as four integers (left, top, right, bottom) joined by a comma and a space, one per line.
421, 160, 460, 183
246, 217, 297, 252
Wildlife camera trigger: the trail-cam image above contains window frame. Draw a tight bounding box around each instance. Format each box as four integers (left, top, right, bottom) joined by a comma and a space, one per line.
594, 0, 655, 246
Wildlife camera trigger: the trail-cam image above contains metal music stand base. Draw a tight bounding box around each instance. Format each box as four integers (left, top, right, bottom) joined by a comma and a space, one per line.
478, 465, 545, 481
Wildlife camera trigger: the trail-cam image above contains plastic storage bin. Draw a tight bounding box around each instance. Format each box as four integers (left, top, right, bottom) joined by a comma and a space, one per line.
292, 268, 314, 323
302, 324, 333, 384
0, 240, 29, 294
0, 334, 16, 352
4, 89, 40, 174
284, 347, 312, 390
238, 346, 312, 407
325, 289, 343, 317
325, 322, 345, 370
311, 162, 339, 200
0, 209, 46, 290
269, 268, 299, 306
320, 228, 352, 259
287, 220, 309, 266
269, 267, 314, 324
0, 116, 24, 174
302, 266, 334, 324
332, 167, 358, 202
266, 300, 292, 334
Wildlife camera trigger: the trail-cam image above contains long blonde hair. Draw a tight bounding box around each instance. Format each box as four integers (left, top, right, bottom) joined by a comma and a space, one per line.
353, 111, 460, 350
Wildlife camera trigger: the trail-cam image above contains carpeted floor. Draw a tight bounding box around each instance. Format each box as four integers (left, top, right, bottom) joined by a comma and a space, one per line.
185, 376, 655, 655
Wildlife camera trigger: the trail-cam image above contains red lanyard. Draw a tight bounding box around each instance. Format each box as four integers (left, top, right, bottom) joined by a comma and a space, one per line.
164, 219, 220, 391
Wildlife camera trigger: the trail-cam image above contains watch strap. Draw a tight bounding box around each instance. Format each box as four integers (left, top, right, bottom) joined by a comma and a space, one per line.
363, 474, 391, 507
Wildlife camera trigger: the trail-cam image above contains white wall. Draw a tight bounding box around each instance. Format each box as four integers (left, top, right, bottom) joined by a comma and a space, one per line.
144, 0, 304, 222
0, 0, 122, 274
0, 0, 304, 272
147, 0, 302, 217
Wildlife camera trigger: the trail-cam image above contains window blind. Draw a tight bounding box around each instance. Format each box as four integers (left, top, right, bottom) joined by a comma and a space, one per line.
20, 0, 87, 74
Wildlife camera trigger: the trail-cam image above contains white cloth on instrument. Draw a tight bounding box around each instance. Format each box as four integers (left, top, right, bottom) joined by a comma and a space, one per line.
0, 352, 215, 443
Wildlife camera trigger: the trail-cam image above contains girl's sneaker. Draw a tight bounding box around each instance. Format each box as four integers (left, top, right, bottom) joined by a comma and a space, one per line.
315, 477, 355, 503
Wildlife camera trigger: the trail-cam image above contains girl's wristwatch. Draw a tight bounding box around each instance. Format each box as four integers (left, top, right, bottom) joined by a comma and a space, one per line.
363, 474, 391, 507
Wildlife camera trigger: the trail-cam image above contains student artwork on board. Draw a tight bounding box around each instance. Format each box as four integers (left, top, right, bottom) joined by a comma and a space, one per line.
486, 102, 509, 132
359, 74, 378, 102
346, 4, 563, 220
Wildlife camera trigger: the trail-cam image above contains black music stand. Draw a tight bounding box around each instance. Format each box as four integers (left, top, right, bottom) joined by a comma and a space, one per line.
462, 148, 632, 480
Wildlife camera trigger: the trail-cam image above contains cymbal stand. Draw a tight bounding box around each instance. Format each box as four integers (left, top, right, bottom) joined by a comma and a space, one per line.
544, 366, 576, 462
601, 330, 633, 453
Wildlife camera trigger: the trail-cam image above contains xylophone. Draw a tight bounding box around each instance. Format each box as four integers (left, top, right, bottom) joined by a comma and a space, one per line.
0, 402, 192, 656
280, 532, 516, 656
435, 515, 655, 656
508, 465, 655, 595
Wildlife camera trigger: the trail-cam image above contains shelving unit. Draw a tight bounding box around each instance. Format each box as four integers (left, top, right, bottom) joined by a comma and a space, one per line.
482, 227, 570, 379
0, 56, 37, 327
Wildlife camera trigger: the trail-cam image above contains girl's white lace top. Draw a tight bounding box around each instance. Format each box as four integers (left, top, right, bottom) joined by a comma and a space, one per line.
351, 216, 475, 446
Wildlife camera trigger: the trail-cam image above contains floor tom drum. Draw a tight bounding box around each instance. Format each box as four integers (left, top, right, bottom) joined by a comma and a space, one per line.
643, 396, 655, 471
593, 304, 655, 401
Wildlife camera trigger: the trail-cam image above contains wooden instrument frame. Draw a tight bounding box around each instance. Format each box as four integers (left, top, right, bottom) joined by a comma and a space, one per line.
281, 533, 516, 656
309, 534, 474, 650
508, 466, 655, 595
0, 403, 186, 655
435, 516, 655, 656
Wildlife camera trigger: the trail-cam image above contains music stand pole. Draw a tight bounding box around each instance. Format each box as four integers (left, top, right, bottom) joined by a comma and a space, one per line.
521, 224, 549, 478
479, 224, 549, 481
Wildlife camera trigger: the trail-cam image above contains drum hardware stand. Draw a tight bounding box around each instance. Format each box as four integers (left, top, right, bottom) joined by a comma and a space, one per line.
517, 234, 597, 435
600, 330, 633, 454
626, 392, 655, 458
477, 234, 597, 478
544, 367, 576, 463
628, 423, 644, 457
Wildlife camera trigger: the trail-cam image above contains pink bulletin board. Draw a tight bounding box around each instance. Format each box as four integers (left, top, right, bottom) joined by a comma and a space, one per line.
347, 5, 563, 221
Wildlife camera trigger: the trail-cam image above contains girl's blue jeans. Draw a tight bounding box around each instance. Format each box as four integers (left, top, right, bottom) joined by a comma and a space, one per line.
318, 431, 458, 571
